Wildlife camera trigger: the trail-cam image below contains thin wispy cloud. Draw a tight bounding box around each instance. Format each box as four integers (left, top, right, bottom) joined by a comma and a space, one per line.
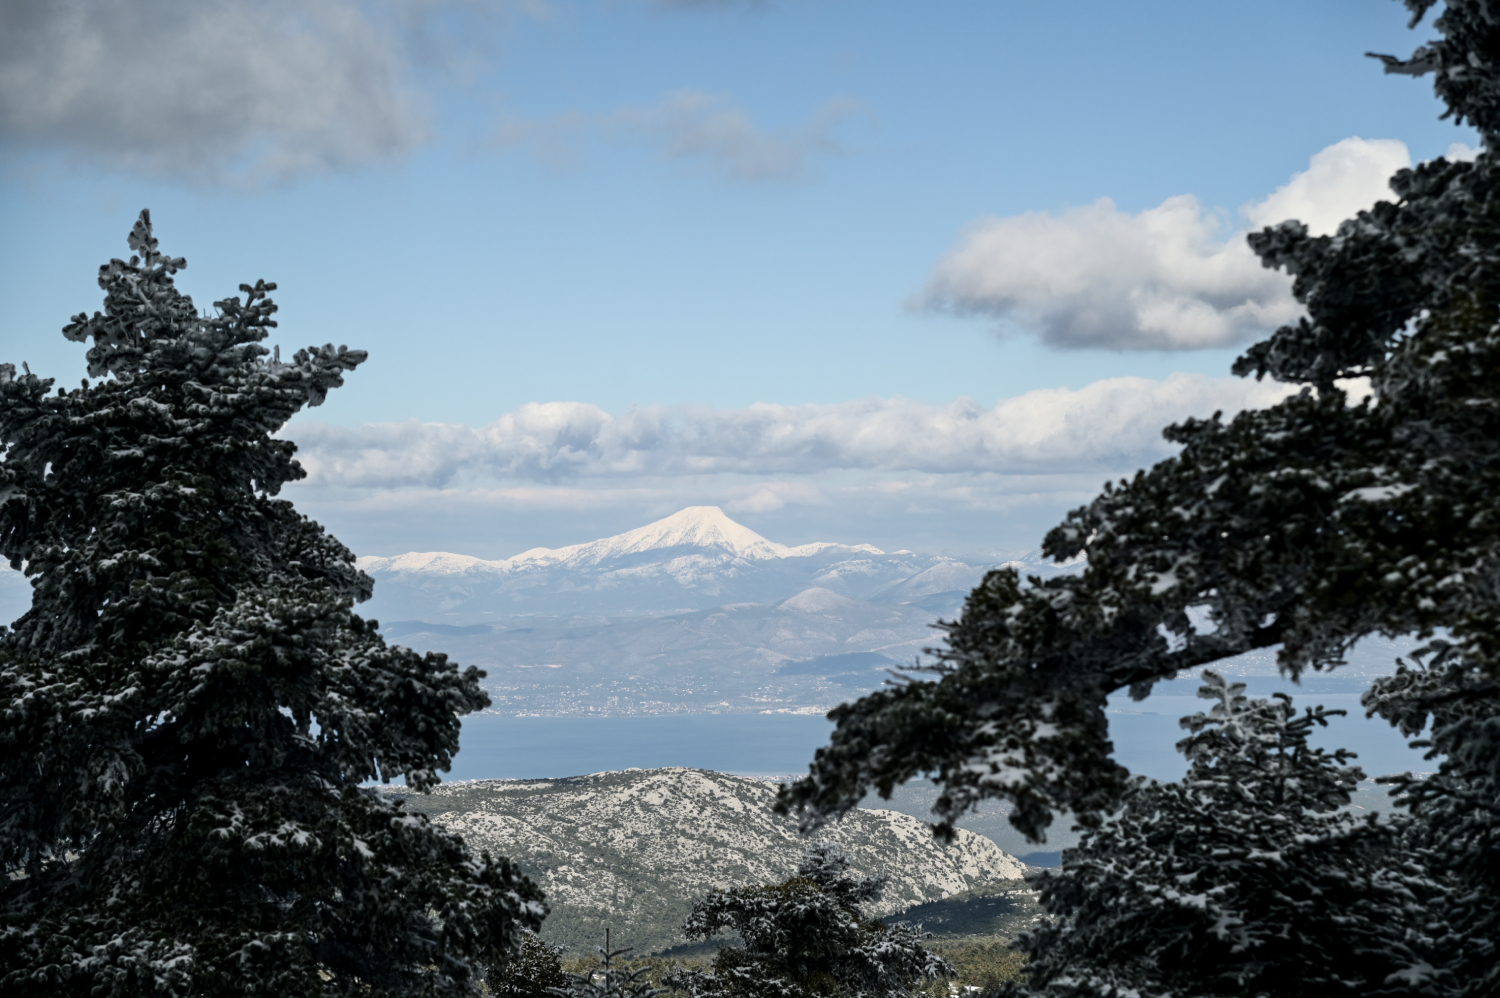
494, 92, 868, 181
617, 91, 865, 181
917, 137, 1416, 351
287, 373, 1293, 489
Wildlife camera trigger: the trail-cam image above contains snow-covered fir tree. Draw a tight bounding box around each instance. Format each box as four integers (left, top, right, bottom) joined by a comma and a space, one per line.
1363, 644, 1500, 993
551, 930, 664, 998
491, 933, 569, 998
665, 842, 952, 998
1010, 673, 1447, 997
0, 212, 545, 995
780, 2, 1500, 992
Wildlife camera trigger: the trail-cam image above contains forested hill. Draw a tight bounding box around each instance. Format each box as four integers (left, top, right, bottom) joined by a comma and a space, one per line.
388, 767, 1030, 954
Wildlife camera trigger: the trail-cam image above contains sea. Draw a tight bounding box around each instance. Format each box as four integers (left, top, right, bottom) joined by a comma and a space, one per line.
441, 674, 1432, 866
447, 674, 1434, 785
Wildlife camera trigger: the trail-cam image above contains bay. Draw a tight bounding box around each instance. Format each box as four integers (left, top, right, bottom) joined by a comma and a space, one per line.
446, 680, 1431, 783
446, 713, 836, 781
443, 678, 1430, 867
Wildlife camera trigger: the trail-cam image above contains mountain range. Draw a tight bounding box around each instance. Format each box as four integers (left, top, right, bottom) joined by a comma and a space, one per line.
388, 767, 1035, 954
0, 506, 1406, 715
356, 506, 996, 619
357, 507, 1024, 714
0, 507, 1036, 715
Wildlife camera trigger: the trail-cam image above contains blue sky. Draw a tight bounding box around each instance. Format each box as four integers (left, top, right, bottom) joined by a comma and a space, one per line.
0, 0, 1477, 559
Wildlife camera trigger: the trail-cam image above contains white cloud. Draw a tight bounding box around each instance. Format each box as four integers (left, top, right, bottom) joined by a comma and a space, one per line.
0, 0, 854, 184
286, 373, 1293, 489
727, 487, 789, 513
1243, 138, 1411, 236
0, 0, 426, 181
725, 482, 826, 513
917, 137, 1411, 350
0, 0, 544, 182
286, 471, 1111, 561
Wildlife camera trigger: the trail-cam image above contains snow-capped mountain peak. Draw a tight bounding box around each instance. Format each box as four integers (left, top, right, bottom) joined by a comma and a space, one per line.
356, 506, 884, 576
511, 506, 799, 566
365, 551, 495, 576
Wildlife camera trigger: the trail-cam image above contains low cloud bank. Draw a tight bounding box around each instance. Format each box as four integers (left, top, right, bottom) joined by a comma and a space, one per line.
917, 137, 1416, 351
288, 373, 1293, 489
284, 470, 1113, 562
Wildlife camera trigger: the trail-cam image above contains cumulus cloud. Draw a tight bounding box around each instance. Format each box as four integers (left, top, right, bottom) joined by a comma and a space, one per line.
1, 0, 853, 184
0, 0, 429, 181
0, 0, 546, 182
495, 91, 866, 181
286, 373, 1293, 489
725, 482, 826, 513
285, 470, 1109, 561
1243, 138, 1412, 237
918, 137, 1413, 351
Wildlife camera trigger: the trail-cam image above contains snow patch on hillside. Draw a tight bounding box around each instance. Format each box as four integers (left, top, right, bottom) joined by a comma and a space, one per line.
780, 588, 867, 614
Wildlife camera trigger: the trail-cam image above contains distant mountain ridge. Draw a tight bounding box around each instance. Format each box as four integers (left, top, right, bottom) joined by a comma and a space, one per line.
358, 506, 884, 576
353, 508, 1072, 714
389, 767, 1032, 954
356, 506, 994, 621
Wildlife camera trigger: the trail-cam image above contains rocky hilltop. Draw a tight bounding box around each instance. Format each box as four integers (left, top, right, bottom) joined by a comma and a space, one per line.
388, 767, 1030, 954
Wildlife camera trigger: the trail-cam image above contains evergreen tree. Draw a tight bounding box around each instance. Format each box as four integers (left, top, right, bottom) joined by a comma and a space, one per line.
1010, 673, 1447, 997
778, 1, 1500, 991
1363, 644, 1500, 994
665, 842, 952, 998
488, 932, 568, 998
552, 930, 665, 998
0, 212, 545, 995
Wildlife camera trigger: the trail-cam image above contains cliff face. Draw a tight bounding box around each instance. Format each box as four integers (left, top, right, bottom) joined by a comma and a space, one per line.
391, 767, 1029, 954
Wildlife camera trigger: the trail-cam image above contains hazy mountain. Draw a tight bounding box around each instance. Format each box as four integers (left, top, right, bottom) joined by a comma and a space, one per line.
356, 506, 991, 620
389, 767, 1032, 954
0, 507, 1049, 714
356, 507, 1016, 713
1, 507, 1407, 718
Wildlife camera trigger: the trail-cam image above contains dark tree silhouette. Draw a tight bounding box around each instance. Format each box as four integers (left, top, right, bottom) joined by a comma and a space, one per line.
781, 2, 1500, 992
0, 212, 544, 996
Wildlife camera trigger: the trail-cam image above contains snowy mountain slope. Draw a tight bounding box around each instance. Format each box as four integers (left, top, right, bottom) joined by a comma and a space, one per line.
352, 509, 1095, 712
359, 506, 882, 577
505, 505, 884, 567
390, 767, 1029, 954
872, 561, 991, 604
355, 507, 969, 619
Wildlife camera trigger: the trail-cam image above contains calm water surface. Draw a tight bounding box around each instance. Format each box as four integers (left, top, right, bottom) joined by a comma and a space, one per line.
447, 678, 1432, 783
